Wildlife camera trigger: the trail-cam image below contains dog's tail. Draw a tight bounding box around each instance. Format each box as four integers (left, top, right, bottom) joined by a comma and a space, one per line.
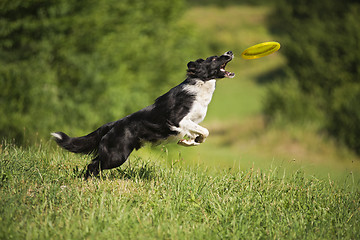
51, 123, 114, 154
51, 131, 101, 154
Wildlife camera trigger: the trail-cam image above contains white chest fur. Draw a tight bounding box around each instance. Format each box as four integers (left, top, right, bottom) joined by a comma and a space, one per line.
183, 79, 216, 124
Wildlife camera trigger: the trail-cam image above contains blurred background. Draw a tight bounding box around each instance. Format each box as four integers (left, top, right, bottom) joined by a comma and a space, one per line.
1, 0, 359, 180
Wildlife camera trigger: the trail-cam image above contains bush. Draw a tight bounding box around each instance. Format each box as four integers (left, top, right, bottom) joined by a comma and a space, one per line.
265, 0, 360, 154
328, 83, 360, 155
263, 77, 323, 126
0, 0, 203, 143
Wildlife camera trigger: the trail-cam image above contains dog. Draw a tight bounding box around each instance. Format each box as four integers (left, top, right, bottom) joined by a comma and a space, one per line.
52, 51, 235, 178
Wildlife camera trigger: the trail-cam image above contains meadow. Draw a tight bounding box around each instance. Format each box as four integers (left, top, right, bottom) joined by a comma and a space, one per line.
1, 4, 360, 239
0, 142, 359, 239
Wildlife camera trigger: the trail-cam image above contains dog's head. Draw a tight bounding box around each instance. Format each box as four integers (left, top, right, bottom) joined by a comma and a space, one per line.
187, 51, 235, 80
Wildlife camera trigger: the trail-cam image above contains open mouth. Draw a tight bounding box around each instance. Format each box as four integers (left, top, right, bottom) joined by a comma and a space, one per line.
220, 61, 235, 78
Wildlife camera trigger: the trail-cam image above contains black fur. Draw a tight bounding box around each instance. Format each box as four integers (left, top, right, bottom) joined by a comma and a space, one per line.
52, 51, 234, 178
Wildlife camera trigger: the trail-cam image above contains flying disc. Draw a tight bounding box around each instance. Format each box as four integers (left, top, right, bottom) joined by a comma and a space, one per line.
241, 41, 280, 60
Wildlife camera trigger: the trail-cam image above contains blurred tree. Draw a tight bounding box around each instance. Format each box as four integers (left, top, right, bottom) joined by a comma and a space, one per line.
265, 0, 360, 154
190, 0, 271, 6
0, 0, 203, 143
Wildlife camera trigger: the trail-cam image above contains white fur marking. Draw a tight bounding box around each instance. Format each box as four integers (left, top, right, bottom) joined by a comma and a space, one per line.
183, 79, 216, 124
171, 79, 215, 144
51, 132, 62, 140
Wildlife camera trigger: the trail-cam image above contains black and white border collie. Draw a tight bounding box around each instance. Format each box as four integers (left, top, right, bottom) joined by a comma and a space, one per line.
52, 51, 235, 178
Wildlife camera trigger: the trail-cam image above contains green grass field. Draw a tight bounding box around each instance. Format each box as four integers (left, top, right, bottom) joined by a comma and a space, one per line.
1, 5, 360, 239
1, 142, 359, 239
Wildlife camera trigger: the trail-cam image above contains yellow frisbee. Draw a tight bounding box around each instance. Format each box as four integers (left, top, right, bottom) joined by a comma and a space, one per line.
241, 41, 281, 60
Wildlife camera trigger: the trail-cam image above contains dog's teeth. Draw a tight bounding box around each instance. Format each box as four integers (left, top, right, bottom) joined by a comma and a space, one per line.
226, 72, 235, 78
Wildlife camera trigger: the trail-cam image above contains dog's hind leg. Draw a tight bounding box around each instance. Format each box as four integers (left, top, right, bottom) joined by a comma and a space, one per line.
97, 130, 136, 174
85, 156, 101, 179
85, 145, 134, 179
100, 146, 134, 172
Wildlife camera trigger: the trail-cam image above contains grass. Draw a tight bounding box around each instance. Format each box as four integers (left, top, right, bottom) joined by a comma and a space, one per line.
1, 142, 359, 239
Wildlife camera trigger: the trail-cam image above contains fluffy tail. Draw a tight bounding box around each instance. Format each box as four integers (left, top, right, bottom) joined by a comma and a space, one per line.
51, 123, 114, 154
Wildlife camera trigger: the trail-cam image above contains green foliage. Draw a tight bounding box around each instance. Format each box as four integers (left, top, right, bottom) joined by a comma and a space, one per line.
265, 0, 360, 154
1, 142, 359, 239
189, 0, 272, 7
263, 77, 324, 126
328, 83, 360, 154
0, 0, 203, 143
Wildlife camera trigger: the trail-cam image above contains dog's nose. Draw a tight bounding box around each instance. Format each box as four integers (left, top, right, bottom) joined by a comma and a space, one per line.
226, 51, 233, 55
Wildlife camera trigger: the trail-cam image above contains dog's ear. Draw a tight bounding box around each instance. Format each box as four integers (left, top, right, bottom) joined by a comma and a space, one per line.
187, 58, 205, 77
188, 58, 204, 70
196, 59, 205, 63
187, 61, 197, 71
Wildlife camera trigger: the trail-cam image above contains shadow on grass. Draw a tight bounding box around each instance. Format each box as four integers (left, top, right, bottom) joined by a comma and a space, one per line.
112, 160, 158, 181
71, 158, 158, 181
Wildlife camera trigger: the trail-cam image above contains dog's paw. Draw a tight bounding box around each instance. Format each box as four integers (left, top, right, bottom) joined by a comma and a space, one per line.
177, 139, 200, 147
195, 134, 206, 143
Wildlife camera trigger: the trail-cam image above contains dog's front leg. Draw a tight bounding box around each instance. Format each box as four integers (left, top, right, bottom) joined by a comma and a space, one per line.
177, 120, 209, 147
